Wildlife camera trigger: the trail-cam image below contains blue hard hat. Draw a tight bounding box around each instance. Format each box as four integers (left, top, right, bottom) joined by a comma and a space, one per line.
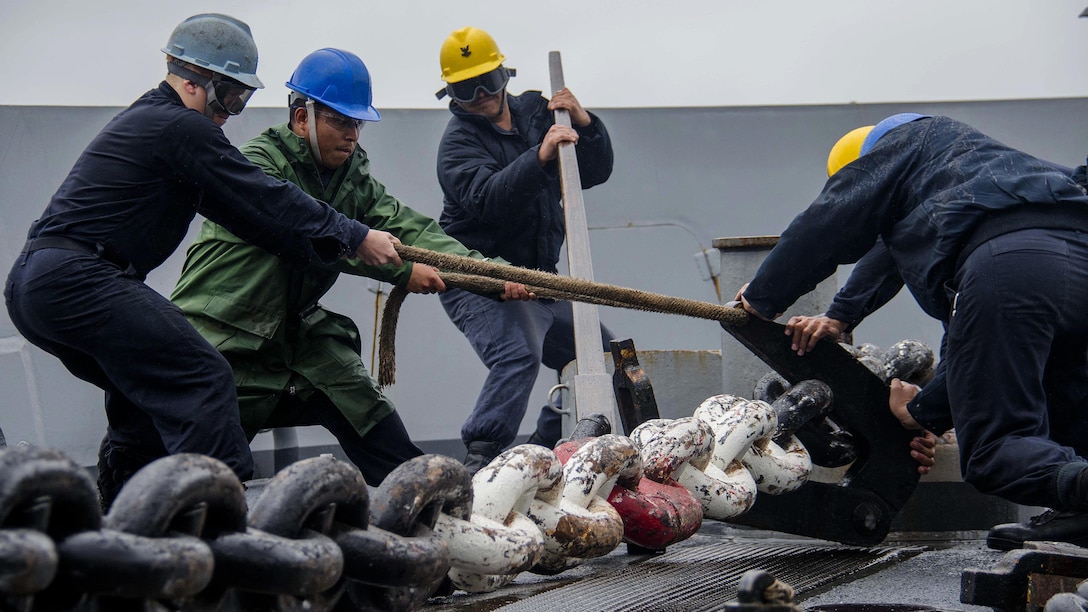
286, 48, 380, 121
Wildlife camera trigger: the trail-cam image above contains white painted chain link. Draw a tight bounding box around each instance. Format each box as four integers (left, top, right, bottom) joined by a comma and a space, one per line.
695, 394, 811, 495
527, 434, 637, 573
436, 445, 556, 593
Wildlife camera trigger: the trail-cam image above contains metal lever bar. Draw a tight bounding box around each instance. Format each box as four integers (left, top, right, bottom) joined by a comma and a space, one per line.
721, 312, 921, 545
548, 50, 619, 428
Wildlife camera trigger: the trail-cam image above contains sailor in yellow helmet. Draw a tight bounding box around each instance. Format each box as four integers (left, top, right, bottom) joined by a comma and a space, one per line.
775, 117, 940, 483
777, 122, 886, 358
826, 125, 875, 177
437, 27, 509, 98
738, 111, 1088, 553
433, 26, 617, 474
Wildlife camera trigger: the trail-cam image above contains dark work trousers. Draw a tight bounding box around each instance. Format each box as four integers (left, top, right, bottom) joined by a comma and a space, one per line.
4, 247, 254, 481
439, 288, 615, 451
947, 227, 1088, 509
271, 390, 423, 486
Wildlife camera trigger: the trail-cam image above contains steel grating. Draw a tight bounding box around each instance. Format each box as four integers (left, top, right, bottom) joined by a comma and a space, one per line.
464, 540, 925, 612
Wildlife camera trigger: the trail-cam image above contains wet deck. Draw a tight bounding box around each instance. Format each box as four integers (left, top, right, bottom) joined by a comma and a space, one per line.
422, 522, 999, 611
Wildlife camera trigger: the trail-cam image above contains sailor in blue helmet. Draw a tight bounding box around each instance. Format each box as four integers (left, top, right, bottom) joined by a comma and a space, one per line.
5, 15, 404, 509
737, 113, 1088, 550
172, 48, 532, 485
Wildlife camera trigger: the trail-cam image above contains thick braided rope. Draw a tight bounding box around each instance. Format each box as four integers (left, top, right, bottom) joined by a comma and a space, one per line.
378, 285, 409, 387
377, 246, 750, 387
439, 273, 635, 311
396, 245, 748, 325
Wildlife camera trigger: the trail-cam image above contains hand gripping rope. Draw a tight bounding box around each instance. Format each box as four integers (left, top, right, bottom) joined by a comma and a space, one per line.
376, 245, 748, 387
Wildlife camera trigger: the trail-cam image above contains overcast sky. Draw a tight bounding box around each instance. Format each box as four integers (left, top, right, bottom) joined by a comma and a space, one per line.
3, 1, 1088, 109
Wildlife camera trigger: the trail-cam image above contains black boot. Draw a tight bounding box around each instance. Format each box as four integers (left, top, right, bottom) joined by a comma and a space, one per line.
96, 435, 159, 513
96, 435, 127, 513
463, 440, 502, 476
987, 509, 1088, 551
525, 429, 552, 448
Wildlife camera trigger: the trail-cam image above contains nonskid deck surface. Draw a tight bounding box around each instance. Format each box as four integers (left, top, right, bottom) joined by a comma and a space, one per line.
420, 521, 998, 611
241, 462, 1003, 611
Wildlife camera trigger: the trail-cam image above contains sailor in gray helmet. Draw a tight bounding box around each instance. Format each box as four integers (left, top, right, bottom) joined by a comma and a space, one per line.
5, 13, 402, 510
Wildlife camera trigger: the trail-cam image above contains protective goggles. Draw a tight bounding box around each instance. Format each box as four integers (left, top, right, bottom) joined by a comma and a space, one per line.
168, 61, 255, 116
315, 110, 366, 133
436, 66, 515, 103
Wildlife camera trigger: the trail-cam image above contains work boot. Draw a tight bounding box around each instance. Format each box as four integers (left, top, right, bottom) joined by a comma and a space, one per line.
987, 509, 1088, 551
96, 435, 159, 513
96, 436, 128, 513
463, 441, 502, 477
525, 429, 553, 448
567, 413, 612, 440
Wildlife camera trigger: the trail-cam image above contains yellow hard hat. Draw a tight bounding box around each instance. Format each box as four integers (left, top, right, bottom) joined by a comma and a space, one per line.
827, 125, 874, 177
440, 26, 505, 83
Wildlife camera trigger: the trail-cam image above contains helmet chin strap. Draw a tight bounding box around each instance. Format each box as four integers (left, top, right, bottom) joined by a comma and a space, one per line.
305, 99, 324, 166
166, 60, 220, 121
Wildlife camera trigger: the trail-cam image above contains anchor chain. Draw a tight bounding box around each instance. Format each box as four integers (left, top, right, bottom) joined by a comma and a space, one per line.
2, 339, 930, 609
438, 445, 555, 592
847, 338, 935, 386
571, 419, 704, 551
349, 454, 468, 610
329, 454, 451, 610
528, 434, 633, 574
102, 453, 272, 609
695, 394, 813, 496
239, 454, 366, 610
755, 338, 936, 469
632, 416, 753, 520
0, 446, 101, 611
0, 405, 820, 609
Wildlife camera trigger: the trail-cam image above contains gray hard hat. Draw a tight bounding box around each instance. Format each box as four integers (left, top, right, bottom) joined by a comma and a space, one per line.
162, 13, 264, 89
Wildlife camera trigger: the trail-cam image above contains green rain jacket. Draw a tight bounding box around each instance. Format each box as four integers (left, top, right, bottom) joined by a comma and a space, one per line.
171, 123, 494, 439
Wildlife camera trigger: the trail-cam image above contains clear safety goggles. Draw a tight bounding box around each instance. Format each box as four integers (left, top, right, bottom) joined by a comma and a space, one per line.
168, 62, 255, 116
436, 66, 515, 103
315, 110, 366, 133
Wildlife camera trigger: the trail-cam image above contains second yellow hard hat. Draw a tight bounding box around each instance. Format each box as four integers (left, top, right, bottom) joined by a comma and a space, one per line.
827, 125, 874, 177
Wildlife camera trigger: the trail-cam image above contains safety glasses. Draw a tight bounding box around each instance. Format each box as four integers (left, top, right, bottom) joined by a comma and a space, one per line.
168, 61, 255, 115
316, 111, 366, 133
436, 67, 512, 103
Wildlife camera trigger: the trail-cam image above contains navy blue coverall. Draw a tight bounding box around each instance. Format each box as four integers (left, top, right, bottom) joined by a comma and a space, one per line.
743, 116, 1088, 511
436, 90, 615, 451
5, 82, 370, 486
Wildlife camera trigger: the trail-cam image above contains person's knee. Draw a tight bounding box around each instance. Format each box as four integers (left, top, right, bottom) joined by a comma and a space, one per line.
957, 446, 1012, 495
170, 404, 253, 480
960, 465, 999, 496
499, 349, 542, 379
